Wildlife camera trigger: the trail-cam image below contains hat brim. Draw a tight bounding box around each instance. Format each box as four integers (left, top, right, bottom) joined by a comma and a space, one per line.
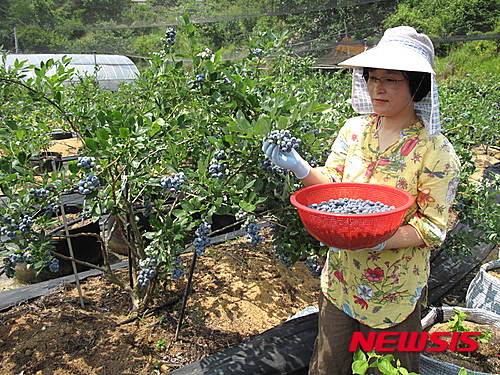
338, 45, 435, 74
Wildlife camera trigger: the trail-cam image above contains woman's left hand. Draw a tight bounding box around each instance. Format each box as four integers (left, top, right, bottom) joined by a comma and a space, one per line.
331, 240, 387, 253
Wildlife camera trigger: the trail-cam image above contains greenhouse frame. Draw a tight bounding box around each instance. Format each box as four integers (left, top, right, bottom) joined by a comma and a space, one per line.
3, 54, 139, 91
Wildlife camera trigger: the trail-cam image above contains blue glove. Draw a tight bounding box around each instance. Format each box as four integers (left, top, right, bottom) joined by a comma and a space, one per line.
262, 140, 311, 179
331, 241, 387, 253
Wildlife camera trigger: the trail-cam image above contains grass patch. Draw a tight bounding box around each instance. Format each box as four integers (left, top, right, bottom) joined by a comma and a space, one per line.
436, 39, 499, 80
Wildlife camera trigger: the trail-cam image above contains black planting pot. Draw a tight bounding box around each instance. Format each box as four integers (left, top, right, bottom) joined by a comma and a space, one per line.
107, 212, 241, 256
211, 213, 241, 234
53, 218, 103, 274
483, 162, 500, 204
30, 151, 63, 174
190, 212, 241, 235
46, 131, 74, 140
15, 218, 103, 283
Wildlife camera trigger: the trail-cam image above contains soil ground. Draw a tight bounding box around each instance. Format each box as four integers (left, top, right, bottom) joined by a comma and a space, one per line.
0, 231, 321, 375
426, 321, 500, 373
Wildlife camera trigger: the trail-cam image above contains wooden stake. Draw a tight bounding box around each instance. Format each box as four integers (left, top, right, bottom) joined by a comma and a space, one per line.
54, 159, 85, 308
174, 248, 198, 340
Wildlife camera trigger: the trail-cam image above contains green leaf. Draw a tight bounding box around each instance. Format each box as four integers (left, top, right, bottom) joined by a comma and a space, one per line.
17, 151, 27, 164
181, 201, 194, 212
15, 129, 25, 139
242, 180, 256, 191
377, 358, 397, 375
96, 128, 109, 141
353, 349, 367, 362
68, 160, 79, 174
352, 360, 369, 374
308, 102, 332, 113
4, 242, 20, 252
97, 111, 107, 126
186, 23, 195, 34
85, 138, 99, 152
54, 91, 62, 104
171, 209, 185, 218
119, 127, 130, 138
235, 110, 250, 131
4, 120, 18, 130
214, 47, 224, 63
277, 115, 288, 129
189, 196, 202, 209
458, 368, 468, 375
239, 200, 256, 212
254, 116, 271, 136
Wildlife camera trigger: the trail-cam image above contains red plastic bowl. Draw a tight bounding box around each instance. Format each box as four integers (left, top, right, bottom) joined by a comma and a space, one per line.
290, 183, 415, 250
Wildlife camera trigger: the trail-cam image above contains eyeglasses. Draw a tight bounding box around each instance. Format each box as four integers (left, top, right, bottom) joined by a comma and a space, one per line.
367, 76, 407, 88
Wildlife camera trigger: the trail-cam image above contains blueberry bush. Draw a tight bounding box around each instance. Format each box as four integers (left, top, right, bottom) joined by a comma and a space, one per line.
0, 15, 498, 313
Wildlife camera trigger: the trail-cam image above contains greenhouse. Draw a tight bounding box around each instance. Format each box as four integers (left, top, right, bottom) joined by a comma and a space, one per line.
3, 54, 139, 91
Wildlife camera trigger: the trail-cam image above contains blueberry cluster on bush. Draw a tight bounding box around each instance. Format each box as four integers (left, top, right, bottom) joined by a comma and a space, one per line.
43, 199, 60, 215
0, 214, 30, 239
261, 159, 285, 174
171, 257, 184, 280
251, 48, 263, 57
309, 157, 319, 168
196, 73, 205, 83
208, 149, 229, 179
274, 245, 292, 268
160, 172, 186, 193
77, 156, 96, 169
2, 252, 35, 278
305, 256, 322, 278
193, 221, 211, 256
31, 187, 49, 198
198, 48, 213, 60
266, 130, 301, 153
190, 73, 206, 88
213, 149, 226, 161
305, 128, 320, 136
48, 258, 60, 273
138, 255, 158, 288
77, 173, 100, 195
245, 223, 264, 244
209, 163, 227, 179
308, 198, 395, 214
2, 254, 21, 277
0, 215, 20, 240
18, 215, 33, 232
235, 209, 248, 220
164, 27, 176, 45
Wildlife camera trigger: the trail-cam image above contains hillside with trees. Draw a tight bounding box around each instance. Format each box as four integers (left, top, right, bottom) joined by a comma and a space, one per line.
0, 0, 498, 80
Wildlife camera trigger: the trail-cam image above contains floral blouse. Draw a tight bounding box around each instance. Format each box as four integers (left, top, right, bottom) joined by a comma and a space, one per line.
319, 114, 461, 328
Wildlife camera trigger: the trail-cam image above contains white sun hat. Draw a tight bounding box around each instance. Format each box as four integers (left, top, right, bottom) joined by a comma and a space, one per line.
338, 26, 441, 136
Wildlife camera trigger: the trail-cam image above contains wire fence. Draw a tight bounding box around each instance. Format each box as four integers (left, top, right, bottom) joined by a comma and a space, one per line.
5, 0, 499, 60
82, 0, 387, 31
119, 32, 500, 62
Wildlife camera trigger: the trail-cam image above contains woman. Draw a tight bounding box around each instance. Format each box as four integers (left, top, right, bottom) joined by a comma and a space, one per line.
262, 26, 461, 374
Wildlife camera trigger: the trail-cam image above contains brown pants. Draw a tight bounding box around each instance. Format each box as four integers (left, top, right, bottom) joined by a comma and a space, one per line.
308, 293, 422, 375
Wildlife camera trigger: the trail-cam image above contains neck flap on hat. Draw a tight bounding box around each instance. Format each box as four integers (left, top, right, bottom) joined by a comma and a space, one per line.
350, 68, 441, 137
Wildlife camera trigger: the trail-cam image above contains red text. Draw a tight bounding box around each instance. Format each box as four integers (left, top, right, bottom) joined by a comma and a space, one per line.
349, 331, 482, 352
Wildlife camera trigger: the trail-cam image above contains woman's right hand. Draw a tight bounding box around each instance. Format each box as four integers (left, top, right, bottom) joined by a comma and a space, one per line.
262, 140, 311, 179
